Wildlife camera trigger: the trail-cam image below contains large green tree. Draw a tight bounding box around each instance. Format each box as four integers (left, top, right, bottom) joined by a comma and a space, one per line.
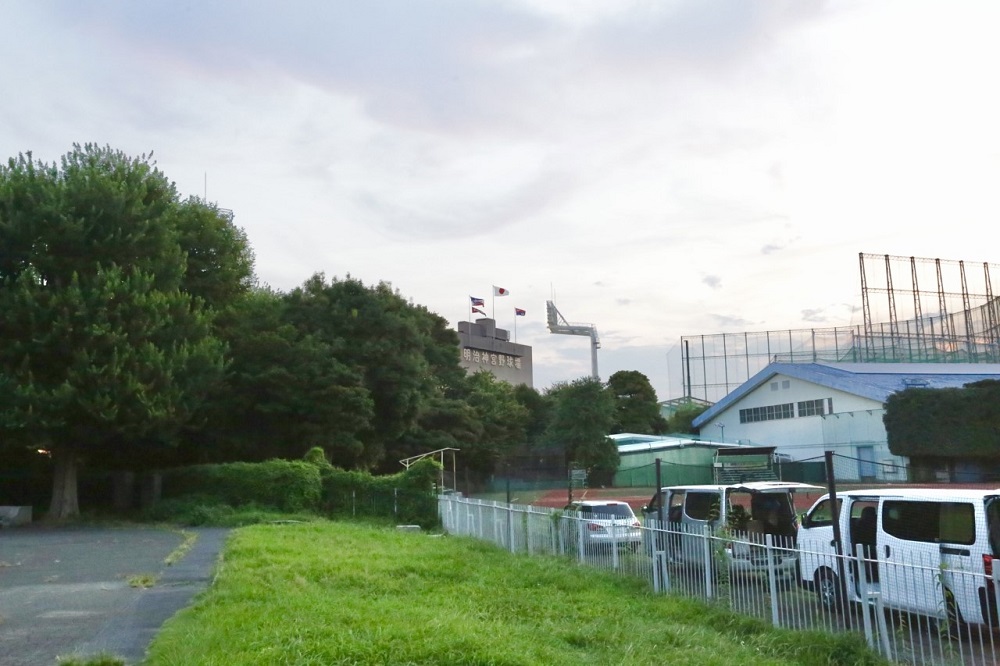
0, 145, 245, 517
459, 371, 529, 479
512, 383, 551, 447
283, 274, 464, 471
186, 288, 375, 465
606, 369, 666, 434
544, 377, 618, 485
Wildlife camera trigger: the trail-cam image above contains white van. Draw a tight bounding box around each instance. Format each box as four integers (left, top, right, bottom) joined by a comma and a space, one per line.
641, 482, 822, 575
798, 488, 1000, 627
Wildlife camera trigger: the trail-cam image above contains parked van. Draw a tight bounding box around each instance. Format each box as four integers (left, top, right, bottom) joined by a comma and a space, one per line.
641, 482, 822, 575
798, 488, 1000, 627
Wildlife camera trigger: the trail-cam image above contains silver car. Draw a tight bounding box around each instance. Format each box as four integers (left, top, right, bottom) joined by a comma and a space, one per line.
562, 500, 643, 551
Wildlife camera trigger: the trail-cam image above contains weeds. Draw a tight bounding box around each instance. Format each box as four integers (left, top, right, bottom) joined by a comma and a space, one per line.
126, 573, 157, 588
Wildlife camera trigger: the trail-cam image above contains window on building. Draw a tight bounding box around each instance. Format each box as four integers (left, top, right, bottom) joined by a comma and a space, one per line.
797, 399, 826, 417
738, 403, 794, 424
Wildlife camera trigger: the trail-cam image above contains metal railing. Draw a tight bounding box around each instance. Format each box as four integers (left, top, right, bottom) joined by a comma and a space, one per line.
439, 495, 1000, 666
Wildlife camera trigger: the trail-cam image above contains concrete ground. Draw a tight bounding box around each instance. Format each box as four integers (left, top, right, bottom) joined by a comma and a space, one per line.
0, 525, 229, 666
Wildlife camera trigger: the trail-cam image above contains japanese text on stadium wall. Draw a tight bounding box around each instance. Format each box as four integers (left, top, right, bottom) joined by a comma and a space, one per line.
462, 348, 522, 369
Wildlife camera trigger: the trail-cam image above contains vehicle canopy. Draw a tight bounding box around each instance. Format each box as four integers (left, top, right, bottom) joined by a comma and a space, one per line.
643, 482, 822, 531
644, 482, 821, 510
654, 482, 822, 494
805, 487, 1000, 503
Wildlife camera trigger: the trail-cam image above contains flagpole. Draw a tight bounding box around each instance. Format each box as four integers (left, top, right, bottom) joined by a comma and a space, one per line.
514, 310, 517, 343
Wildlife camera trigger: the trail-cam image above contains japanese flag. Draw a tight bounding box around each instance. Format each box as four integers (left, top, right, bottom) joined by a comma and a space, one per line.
493, 286, 510, 296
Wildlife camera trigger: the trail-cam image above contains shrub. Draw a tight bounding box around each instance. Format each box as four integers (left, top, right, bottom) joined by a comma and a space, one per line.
156, 457, 438, 528
162, 460, 322, 513
320, 458, 439, 528
303, 446, 331, 468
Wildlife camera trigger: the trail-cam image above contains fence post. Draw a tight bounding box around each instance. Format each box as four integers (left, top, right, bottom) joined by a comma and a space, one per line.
507, 502, 515, 553
352, 489, 356, 517
611, 514, 620, 571
393, 487, 398, 518
765, 534, 779, 626
651, 519, 670, 594
824, 451, 850, 622
652, 550, 666, 593
994, 566, 1000, 630
853, 541, 891, 660
552, 512, 560, 555
703, 525, 714, 599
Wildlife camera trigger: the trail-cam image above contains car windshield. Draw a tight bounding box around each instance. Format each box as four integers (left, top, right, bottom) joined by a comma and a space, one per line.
580, 504, 633, 518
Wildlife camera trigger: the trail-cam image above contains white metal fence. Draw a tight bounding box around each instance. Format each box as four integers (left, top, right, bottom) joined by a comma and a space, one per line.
438, 495, 1000, 666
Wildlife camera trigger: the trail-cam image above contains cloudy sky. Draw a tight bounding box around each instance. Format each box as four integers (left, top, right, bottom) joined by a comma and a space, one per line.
4, 1, 999, 400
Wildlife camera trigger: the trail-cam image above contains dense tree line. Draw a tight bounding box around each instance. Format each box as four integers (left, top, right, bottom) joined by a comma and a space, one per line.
0, 145, 666, 518
885, 379, 1000, 459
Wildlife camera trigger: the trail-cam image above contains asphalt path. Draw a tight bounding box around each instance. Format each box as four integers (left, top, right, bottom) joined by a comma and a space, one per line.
0, 525, 229, 666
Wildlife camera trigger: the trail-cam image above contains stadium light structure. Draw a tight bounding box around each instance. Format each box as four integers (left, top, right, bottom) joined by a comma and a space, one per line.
546, 300, 600, 380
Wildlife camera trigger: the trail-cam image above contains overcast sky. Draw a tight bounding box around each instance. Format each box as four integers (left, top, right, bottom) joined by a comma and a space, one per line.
4, 1, 1000, 400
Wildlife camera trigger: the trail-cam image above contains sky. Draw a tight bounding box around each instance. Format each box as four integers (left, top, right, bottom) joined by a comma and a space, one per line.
3, 1, 1000, 401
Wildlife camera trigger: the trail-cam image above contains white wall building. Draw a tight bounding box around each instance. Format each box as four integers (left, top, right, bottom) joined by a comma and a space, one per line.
691, 362, 1000, 481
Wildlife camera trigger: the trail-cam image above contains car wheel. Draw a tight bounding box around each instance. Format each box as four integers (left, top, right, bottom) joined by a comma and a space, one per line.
816, 569, 841, 614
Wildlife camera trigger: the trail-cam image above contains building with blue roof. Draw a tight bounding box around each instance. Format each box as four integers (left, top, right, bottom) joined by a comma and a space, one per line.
691, 362, 1000, 481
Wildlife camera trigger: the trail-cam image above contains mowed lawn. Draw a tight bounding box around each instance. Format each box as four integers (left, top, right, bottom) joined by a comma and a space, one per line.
145, 521, 883, 666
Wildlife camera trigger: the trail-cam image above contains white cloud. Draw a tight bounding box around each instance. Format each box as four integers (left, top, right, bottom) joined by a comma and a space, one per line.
3, 0, 1000, 400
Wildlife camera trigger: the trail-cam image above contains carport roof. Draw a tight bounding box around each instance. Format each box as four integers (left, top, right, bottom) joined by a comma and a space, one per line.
612, 434, 740, 455
691, 362, 1000, 428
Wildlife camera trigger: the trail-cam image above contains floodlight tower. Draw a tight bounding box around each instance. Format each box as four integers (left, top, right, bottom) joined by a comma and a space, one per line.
546, 300, 600, 380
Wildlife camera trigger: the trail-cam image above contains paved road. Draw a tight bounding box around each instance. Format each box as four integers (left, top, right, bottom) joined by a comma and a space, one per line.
0, 525, 229, 666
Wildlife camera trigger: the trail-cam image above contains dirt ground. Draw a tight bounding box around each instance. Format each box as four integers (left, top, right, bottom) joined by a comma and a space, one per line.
531, 487, 654, 510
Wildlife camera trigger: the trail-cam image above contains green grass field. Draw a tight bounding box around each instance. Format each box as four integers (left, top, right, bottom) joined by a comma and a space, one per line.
143, 521, 885, 666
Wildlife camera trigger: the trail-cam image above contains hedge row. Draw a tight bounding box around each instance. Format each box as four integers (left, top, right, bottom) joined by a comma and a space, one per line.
160, 455, 441, 527
162, 459, 323, 512
318, 458, 439, 526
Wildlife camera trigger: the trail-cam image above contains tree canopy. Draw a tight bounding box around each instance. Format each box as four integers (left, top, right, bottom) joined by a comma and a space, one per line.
884, 380, 1000, 459
544, 377, 618, 485
607, 370, 666, 434
0, 145, 250, 517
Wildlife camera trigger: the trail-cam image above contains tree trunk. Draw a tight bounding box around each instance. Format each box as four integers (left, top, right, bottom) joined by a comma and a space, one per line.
140, 472, 162, 510
48, 448, 81, 519
112, 471, 136, 512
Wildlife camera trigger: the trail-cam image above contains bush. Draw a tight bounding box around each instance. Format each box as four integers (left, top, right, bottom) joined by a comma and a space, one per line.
155, 456, 439, 528
162, 460, 322, 513
320, 458, 439, 528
